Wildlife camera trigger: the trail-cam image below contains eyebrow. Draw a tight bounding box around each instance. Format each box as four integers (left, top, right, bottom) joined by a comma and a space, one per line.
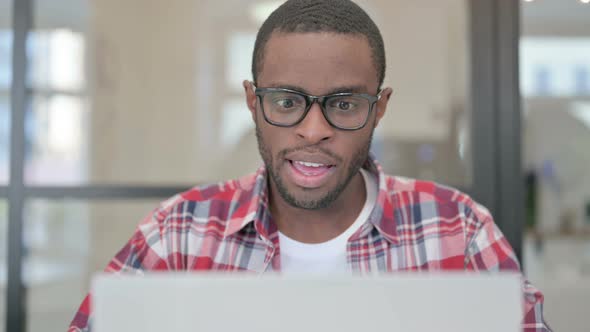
264, 83, 370, 96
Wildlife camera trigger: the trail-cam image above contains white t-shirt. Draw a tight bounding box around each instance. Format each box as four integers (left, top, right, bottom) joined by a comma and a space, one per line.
278, 168, 378, 274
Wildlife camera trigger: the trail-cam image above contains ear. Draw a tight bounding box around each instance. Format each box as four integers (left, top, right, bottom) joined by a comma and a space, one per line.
243, 80, 258, 122
373, 87, 393, 128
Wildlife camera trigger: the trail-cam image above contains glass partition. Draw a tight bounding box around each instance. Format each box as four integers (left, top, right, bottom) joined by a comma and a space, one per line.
26, 0, 472, 188
521, 1, 590, 331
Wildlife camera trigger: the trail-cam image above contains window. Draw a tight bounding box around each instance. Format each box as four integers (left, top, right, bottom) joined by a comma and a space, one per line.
521, 38, 590, 97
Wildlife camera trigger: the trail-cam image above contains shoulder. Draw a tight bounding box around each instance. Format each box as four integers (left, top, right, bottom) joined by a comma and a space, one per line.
381, 174, 493, 230
142, 172, 260, 234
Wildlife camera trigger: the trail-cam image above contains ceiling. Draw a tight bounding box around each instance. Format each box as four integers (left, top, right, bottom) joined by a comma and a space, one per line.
522, 0, 590, 36
0, 0, 88, 30
1, 0, 588, 36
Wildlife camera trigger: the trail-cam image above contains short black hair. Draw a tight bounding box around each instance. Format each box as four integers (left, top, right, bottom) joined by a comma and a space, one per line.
252, 0, 386, 88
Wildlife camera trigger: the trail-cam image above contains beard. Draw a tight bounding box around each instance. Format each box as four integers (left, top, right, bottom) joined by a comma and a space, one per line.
255, 124, 372, 210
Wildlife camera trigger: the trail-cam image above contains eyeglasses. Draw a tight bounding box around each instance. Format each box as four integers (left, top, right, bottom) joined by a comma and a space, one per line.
254, 86, 381, 131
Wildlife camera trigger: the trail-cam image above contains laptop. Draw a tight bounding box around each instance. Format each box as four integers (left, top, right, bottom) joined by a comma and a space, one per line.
92, 273, 523, 332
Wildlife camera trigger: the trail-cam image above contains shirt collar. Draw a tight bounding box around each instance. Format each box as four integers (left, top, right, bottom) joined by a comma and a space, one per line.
224, 154, 400, 244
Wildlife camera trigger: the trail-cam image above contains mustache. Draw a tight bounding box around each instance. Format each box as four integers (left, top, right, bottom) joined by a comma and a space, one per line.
277, 145, 343, 163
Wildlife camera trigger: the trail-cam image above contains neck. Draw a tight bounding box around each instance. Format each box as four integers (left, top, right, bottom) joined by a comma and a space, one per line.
269, 170, 367, 244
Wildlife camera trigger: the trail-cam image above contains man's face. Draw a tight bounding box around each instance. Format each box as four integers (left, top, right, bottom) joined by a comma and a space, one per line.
244, 32, 391, 210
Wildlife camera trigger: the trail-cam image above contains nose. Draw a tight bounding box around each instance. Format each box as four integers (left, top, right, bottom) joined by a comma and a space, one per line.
294, 101, 335, 144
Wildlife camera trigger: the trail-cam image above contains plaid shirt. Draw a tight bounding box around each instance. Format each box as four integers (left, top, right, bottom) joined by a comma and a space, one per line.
68, 157, 551, 332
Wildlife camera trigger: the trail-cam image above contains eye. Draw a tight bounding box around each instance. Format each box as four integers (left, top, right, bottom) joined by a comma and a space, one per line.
277, 98, 295, 109
266, 92, 305, 114
337, 101, 351, 111
328, 97, 359, 112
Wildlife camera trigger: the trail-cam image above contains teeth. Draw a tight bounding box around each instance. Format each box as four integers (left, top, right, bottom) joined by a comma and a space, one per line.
295, 161, 326, 168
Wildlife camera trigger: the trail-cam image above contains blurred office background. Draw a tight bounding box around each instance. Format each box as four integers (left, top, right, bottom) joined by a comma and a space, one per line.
0, 0, 588, 331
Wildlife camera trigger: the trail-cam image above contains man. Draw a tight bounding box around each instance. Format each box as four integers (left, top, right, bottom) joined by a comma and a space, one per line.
69, 0, 550, 331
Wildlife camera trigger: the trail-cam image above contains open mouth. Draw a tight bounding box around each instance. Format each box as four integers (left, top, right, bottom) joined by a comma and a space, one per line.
290, 160, 334, 175
286, 159, 336, 188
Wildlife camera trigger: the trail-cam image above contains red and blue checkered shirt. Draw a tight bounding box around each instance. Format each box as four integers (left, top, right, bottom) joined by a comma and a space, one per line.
68, 157, 551, 331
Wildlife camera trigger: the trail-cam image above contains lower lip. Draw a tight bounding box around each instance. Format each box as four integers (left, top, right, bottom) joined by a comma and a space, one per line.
286, 160, 335, 189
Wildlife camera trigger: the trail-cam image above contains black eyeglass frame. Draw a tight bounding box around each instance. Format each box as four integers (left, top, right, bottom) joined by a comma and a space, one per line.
254, 86, 382, 131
